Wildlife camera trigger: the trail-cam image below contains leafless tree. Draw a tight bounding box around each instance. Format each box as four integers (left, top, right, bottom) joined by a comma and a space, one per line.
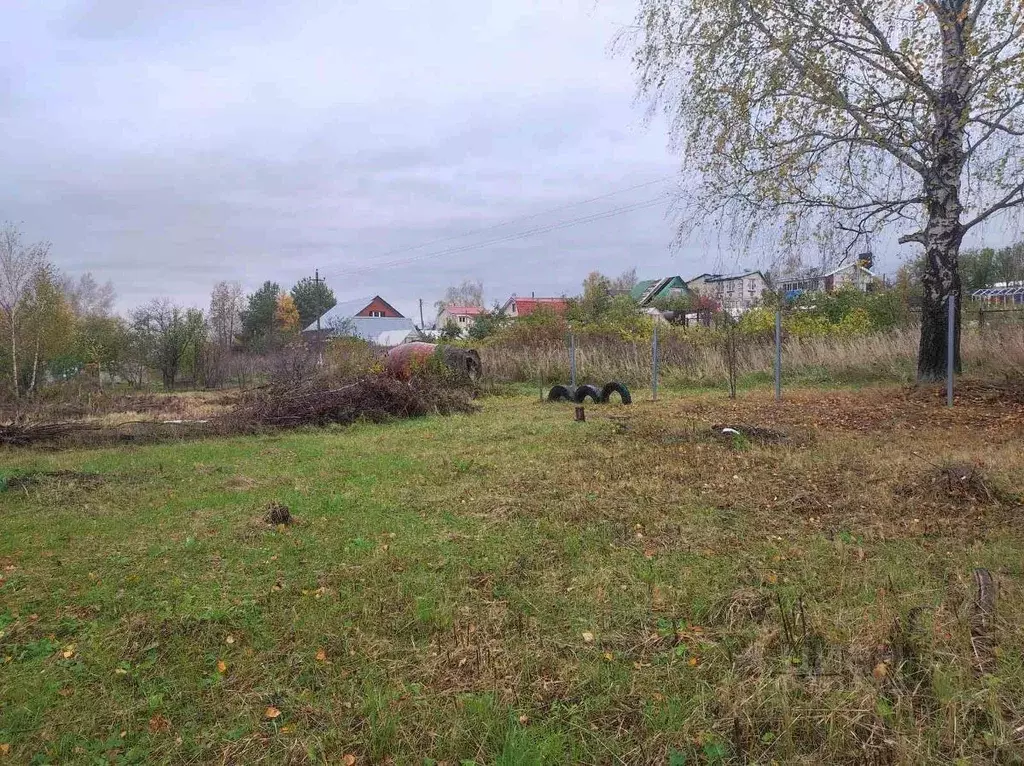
435, 279, 484, 312
209, 281, 244, 350
610, 268, 638, 293
60, 272, 116, 317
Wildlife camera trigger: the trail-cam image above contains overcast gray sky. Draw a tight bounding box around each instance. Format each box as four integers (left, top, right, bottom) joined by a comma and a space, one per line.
2, 0, 1000, 317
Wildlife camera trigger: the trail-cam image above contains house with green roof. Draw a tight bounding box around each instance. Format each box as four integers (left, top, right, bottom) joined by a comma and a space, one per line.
630, 276, 692, 306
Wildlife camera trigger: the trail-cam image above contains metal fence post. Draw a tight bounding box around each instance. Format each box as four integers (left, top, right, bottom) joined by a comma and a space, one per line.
569, 333, 577, 388
652, 323, 659, 401
947, 292, 955, 407
774, 309, 782, 402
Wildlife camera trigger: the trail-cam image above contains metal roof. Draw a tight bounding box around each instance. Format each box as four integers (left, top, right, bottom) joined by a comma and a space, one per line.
374, 329, 418, 347
303, 295, 415, 341
701, 270, 765, 283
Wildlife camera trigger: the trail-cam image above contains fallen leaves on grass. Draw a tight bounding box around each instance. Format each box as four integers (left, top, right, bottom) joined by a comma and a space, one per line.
61, 643, 76, 659
581, 632, 595, 643
217, 660, 227, 673
264, 706, 281, 719
342, 754, 356, 765
148, 714, 170, 733
315, 648, 327, 662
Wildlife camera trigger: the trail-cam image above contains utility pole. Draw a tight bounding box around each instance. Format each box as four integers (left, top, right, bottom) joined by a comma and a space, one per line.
314, 269, 324, 366
419, 298, 424, 329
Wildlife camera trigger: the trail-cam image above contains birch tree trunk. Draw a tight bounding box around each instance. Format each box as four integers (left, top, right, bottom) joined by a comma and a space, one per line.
8, 324, 19, 399
917, 3, 969, 381
29, 335, 40, 395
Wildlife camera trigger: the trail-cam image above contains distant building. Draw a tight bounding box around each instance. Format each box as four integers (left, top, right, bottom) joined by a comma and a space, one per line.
778, 262, 876, 296
353, 295, 405, 318
303, 295, 413, 345
972, 281, 1024, 305
687, 271, 767, 315
630, 277, 692, 306
436, 305, 484, 335
501, 296, 569, 318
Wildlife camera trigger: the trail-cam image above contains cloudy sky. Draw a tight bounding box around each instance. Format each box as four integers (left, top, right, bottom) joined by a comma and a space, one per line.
1, 0, 991, 318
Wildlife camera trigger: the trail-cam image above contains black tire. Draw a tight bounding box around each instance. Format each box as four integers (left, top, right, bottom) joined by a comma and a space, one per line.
600, 381, 632, 404
573, 384, 602, 404
547, 384, 576, 402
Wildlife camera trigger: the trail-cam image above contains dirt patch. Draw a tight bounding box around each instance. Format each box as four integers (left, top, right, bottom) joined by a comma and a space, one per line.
2, 470, 104, 491
224, 475, 259, 492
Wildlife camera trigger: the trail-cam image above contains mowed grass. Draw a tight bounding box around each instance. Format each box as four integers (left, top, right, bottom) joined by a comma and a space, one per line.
2, 386, 1024, 764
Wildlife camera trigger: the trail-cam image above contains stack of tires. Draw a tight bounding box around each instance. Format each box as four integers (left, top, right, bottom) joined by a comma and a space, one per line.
547, 382, 631, 405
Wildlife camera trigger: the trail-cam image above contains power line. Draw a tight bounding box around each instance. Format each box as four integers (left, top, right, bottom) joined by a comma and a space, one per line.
324, 193, 672, 279
327, 174, 674, 268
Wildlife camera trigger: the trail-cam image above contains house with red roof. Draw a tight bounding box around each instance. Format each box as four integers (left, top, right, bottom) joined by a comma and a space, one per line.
501, 295, 569, 318
436, 305, 485, 333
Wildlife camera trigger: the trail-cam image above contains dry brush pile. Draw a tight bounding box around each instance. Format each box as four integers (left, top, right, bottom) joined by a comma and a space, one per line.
0, 372, 477, 448
224, 373, 477, 430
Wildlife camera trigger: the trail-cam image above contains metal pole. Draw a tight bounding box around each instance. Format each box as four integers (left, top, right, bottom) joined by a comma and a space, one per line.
569, 333, 577, 388
652, 323, 659, 401
314, 269, 323, 367
774, 309, 782, 402
947, 292, 955, 407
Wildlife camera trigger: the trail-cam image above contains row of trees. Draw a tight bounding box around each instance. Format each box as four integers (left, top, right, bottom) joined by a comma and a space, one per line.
921, 242, 1024, 292
445, 244, 1023, 345
0, 222, 339, 397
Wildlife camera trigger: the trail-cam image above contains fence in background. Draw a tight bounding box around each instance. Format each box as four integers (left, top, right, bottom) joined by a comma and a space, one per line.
545, 296, 1021, 407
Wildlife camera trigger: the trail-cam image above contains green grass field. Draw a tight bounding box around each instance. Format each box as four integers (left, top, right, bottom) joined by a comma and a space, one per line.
2, 387, 1023, 764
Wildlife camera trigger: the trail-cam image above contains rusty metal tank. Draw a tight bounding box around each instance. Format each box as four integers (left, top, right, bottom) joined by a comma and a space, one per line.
385, 343, 481, 381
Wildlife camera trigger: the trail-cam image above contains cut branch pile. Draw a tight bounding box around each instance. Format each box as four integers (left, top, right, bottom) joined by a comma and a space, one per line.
0, 421, 101, 447
0, 374, 477, 449
224, 373, 478, 430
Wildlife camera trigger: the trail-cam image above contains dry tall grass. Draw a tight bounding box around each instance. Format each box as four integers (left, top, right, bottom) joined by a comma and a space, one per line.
479, 325, 1024, 387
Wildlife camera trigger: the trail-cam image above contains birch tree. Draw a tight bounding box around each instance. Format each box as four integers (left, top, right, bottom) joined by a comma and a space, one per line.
209, 280, 244, 349
0, 223, 49, 398
629, 0, 1024, 379
22, 267, 74, 393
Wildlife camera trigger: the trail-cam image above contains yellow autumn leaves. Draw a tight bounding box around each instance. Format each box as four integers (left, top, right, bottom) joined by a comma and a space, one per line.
274, 293, 300, 334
